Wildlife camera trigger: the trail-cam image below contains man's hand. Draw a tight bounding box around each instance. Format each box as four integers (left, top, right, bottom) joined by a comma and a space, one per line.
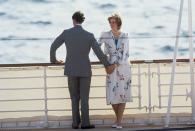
105, 64, 117, 74
55, 60, 64, 64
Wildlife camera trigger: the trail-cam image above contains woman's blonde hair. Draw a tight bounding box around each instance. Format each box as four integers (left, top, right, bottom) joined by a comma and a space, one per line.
108, 13, 122, 30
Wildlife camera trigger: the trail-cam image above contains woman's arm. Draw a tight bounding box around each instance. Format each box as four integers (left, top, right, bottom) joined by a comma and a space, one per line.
118, 33, 129, 65
98, 32, 109, 55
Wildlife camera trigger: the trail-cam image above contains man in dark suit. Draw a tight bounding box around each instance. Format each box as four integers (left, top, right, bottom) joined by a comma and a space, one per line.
50, 11, 115, 129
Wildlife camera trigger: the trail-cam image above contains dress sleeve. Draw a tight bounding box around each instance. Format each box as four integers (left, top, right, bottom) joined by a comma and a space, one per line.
91, 33, 110, 67
98, 32, 109, 55
98, 32, 105, 46
118, 33, 129, 65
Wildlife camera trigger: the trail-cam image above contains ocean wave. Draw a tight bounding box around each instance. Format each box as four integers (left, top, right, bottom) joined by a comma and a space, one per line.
0, 12, 6, 16
29, 21, 52, 25
30, 0, 51, 3
0, 0, 7, 4
159, 45, 174, 52
178, 48, 188, 52
14, 43, 25, 48
98, 3, 117, 9
0, 36, 15, 40
0, 12, 18, 19
154, 26, 165, 29
181, 31, 189, 37
0, 13, 18, 19
158, 45, 195, 53
132, 52, 141, 55
163, 6, 177, 12
135, 33, 151, 36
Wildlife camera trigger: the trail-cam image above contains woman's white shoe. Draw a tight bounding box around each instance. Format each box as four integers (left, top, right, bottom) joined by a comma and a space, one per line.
111, 124, 117, 128
116, 125, 123, 129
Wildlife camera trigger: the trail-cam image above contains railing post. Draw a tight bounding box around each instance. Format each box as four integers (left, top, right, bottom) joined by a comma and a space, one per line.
187, 0, 195, 123
43, 66, 49, 127
138, 64, 142, 108
147, 63, 152, 124
157, 63, 162, 108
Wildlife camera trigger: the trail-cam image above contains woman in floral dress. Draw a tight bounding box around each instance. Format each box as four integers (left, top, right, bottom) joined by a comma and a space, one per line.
98, 14, 132, 129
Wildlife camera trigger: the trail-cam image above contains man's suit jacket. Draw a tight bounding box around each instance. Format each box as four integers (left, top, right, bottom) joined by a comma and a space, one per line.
50, 25, 110, 77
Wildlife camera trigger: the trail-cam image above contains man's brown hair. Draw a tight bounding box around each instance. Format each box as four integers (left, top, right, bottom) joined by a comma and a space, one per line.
72, 11, 85, 24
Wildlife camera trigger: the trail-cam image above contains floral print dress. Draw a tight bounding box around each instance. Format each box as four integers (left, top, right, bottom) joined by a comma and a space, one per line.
99, 31, 132, 105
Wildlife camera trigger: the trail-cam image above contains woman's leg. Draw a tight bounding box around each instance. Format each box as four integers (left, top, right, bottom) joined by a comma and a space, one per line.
116, 103, 126, 125
112, 104, 119, 124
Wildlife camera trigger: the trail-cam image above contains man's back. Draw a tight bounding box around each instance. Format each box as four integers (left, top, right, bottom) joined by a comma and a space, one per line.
64, 25, 93, 76
50, 25, 110, 77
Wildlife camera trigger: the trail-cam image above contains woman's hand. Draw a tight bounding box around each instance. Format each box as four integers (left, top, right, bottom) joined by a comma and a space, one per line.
105, 64, 116, 74
114, 63, 119, 68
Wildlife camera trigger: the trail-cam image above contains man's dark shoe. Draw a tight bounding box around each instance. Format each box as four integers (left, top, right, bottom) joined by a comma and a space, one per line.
81, 124, 95, 129
72, 124, 79, 129
72, 126, 79, 129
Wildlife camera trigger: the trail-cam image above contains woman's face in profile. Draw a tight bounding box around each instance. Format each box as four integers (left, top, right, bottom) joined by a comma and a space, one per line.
109, 18, 118, 30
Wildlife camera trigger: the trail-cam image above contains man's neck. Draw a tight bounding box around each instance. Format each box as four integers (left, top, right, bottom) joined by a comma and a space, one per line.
74, 23, 82, 26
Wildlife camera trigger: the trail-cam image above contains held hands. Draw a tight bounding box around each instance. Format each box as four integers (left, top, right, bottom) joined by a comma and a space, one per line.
105, 64, 118, 74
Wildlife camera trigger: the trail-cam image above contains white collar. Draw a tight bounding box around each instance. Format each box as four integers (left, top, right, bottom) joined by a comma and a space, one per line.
75, 24, 82, 26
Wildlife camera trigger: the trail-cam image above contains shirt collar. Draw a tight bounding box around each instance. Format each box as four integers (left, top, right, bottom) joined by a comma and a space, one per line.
75, 24, 82, 26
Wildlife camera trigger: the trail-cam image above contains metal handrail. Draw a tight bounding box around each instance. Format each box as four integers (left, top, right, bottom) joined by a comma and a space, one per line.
0, 58, 195, 67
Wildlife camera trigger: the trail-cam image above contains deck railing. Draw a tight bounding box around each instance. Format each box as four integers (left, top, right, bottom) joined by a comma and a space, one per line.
0, 59, 194, 128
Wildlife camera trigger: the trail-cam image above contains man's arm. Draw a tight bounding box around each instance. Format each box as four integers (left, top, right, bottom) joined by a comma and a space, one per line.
91, 34, 110, 67
50, 31, 65, 63
91, 34, 116, 74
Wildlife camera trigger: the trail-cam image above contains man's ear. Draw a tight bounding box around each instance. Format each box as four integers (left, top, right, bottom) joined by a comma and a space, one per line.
73, 19, 76, 26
